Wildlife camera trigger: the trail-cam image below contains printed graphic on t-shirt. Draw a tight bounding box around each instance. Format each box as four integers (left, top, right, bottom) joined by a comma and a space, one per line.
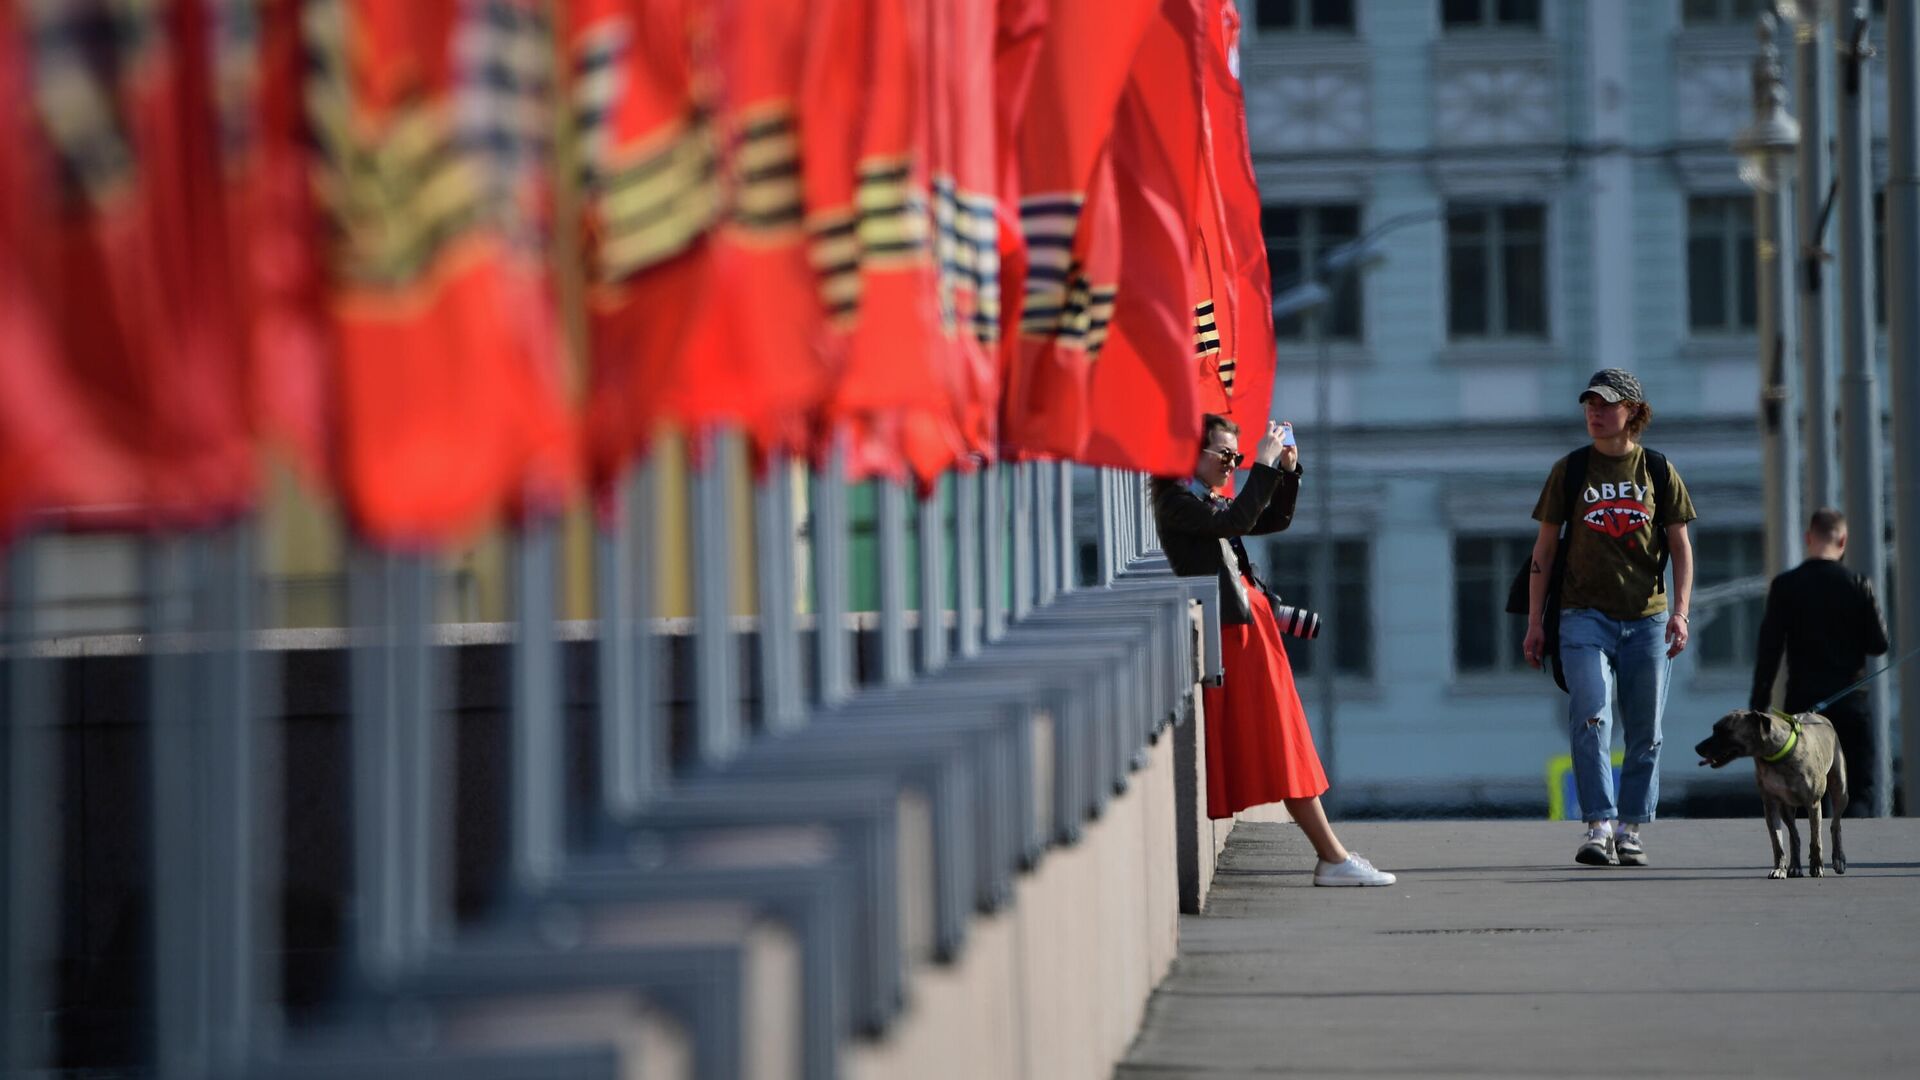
1580, 480, 1653, 545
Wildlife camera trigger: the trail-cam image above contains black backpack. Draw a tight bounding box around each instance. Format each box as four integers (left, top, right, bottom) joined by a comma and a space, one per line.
1503, 446, 1672, 692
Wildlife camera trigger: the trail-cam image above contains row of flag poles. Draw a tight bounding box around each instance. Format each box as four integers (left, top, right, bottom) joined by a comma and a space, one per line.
0, 0, 1278, 548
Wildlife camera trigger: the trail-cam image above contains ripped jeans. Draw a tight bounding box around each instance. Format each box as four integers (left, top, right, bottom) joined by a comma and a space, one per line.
1559, 607, 1671, 824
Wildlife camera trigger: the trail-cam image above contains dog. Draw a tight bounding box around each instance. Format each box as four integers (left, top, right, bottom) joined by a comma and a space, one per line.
1694, 709, 1848, 878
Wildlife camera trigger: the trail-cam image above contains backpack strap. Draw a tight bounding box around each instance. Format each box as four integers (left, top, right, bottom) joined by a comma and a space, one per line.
1559, 446, 1590, 541
1644, 447, 1671, 595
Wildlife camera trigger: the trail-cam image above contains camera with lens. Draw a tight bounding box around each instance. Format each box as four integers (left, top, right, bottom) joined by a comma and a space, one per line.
1263, 591, 1321, 640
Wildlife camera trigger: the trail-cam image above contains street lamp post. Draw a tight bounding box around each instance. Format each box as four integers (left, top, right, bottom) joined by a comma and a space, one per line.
1271, 218, 1415, 814
1734, 11, 1804, 583
1792, 4, 1843, 512
1834, 3, 1893, 816
1309, 302, 1338, 805
1273, 279, 1338, 800
1886, 0, 1920, 818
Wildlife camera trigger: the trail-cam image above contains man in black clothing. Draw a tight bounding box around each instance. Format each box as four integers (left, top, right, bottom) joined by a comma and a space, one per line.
1750, 508, 1892, 815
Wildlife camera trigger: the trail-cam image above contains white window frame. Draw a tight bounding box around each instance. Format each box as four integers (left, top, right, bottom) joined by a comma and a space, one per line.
1444, 201, 1551, 341
1686, 194, 1758, 336
1451, 534, 1535, 677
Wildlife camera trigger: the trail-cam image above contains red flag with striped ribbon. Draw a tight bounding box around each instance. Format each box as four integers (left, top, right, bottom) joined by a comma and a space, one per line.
570, 0, 716, 490
999, 0, 1157, 462
0, 0, 260, 533
672, 0, 831, 457
1203, 0, 1275, 429
299, 0, 575, 545
1080, 0, 1207, 476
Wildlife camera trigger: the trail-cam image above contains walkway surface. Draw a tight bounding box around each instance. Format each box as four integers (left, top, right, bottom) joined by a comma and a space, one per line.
1118, 819, 1920, 1079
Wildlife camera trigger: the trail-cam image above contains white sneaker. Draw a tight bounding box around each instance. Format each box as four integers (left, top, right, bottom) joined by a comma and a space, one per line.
1614, 830, 1647, 867
1574, 827, 1616, 867
1313, 852, 1396, 887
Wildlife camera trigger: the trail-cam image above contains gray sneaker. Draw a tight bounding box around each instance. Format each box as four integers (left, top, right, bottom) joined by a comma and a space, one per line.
1574, 828, 1616, 866
1615, 830, 1647, 866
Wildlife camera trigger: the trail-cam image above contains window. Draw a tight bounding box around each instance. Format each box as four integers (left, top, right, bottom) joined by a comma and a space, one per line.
1453, 535, 1534, 674
1682, 0, 1763, 25
1265, 203, 1362, 341
1446, 203, 1548, 338
1441, 0, 1539, 29
1254, 0, 1356, 32
1695, 530, 1766, 670
1687, 196, 1758, 333
1260, 540, 1371, 677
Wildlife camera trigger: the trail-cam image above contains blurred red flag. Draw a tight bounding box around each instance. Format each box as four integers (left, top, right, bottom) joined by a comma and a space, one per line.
909, 0, 1005, 480
986, 0, 1047, 460
569, 0, 715, 492
1000, 0, 1157, 461
1079, 0, 1207, 476
0, 0, 259, 534
673, 0, 831, 458
289, 0, 575, 546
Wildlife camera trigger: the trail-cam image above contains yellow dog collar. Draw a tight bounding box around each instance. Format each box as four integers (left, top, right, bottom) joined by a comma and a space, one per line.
1760, 710, 1801, 764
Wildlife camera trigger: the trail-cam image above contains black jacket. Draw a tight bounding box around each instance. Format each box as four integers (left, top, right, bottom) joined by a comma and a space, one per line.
1149, 462, 1302, 624
1749, 557, 1891, 714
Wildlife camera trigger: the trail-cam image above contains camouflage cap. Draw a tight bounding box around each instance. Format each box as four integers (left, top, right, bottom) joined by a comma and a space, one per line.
1580, 368, 1645, 405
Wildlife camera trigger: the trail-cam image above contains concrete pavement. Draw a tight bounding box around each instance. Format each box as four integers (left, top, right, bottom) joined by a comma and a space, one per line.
1118, 819, 1920, 1078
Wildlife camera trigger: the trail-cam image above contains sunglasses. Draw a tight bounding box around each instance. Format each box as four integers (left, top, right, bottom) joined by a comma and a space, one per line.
1208, 447, 1244, 467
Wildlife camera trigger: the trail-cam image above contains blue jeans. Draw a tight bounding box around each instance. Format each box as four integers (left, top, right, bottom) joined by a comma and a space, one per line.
1559, 607, 1671, 824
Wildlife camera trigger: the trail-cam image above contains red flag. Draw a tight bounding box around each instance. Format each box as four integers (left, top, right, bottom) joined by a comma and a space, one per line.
1188, 0, 1247, 418
671, 0, 830, 454
0, 0, 260, 533
1080, 0, 1206, 476
799, 0, 957, 483
988, 0, 1047, 454
251, 0, 335, 483
1190, 223, 1234, 417
291, 0, 577, 546
1000, 0, 1156, 461
1202, 0, 1274, 429
570, 0, 716, 491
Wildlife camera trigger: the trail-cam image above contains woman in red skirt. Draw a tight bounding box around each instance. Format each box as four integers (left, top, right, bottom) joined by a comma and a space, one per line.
1150, 414, 1394, 887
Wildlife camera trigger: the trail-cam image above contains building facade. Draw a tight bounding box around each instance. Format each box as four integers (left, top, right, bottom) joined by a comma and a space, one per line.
1237, 0, 1899, 814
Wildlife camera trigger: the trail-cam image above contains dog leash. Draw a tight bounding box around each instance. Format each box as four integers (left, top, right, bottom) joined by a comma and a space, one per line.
1807, 642, 1920, 715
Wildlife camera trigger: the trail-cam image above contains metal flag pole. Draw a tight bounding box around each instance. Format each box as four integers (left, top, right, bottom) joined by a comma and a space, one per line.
877, 473, 912, 685
598, 462, 666, 819
757, 454, 807, 730
691, 430, 743, 760
955, 466, 983, 658
918, 474, 949, 672
814, 436, 855, 702
511, 515, 566, 888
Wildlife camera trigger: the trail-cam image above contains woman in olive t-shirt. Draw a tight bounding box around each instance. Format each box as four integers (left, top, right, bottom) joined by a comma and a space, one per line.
1521, 369, 1696, 869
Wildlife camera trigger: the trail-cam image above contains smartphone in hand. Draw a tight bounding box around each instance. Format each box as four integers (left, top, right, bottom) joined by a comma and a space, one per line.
1279, 422, 1296, 448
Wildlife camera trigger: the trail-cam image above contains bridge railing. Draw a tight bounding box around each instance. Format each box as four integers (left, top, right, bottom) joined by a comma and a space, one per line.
3, 446, 1218, 1080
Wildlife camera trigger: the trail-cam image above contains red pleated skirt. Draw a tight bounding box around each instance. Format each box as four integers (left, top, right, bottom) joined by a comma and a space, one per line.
1200, 575, 1330, 819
